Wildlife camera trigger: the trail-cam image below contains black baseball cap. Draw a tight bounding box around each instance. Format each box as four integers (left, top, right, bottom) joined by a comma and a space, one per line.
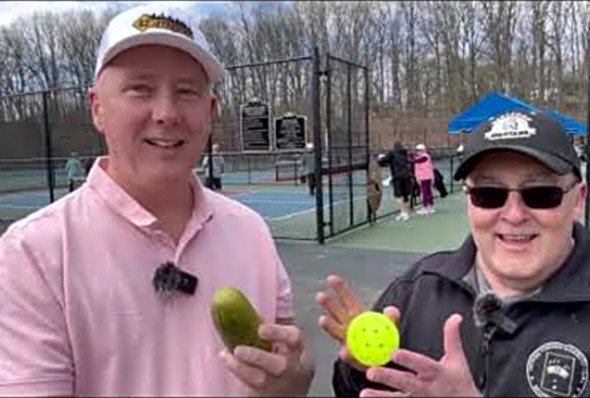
454, 110, 581, 181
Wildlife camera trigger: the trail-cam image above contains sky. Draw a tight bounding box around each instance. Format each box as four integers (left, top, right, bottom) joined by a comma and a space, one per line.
0, 1, 232, 27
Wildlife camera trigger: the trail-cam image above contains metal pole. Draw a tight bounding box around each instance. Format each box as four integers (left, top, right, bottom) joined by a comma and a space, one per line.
347, 64, 354, 227
312, 46, 325, 244
364, 64, 370, 222
42, 91, 55, 203
326, 54, 334, 238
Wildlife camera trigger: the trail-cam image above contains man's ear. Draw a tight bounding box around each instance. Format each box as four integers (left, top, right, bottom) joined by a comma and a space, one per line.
88, 87, 105, 134
210, 96, 218, 116
573, 180, 587, 220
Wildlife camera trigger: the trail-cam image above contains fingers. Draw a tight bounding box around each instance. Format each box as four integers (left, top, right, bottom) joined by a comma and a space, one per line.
219, 349, 272, 388
360, 388, 405, 397
258, 323, 305, 363
232, 345, 288, 377
318, 314, 346, 343
366, 366, 418, 394
443, 313, 464, 358
390, 349, 438, 379
383, 306, 401, 326
258, 323, 303, 349
326, 275, 366, 314
316, 291, 349, 325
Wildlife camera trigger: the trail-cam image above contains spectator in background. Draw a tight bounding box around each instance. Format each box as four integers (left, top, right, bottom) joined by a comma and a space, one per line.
413, 143, 435, 215
64, 151, 85, 191
302, 142, 316, 196
379, 141, 412, 221
201, 143, 225, 191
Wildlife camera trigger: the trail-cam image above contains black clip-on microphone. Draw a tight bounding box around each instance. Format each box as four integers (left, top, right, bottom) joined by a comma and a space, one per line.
473, 291, 517, 334
153, 261, 198, 298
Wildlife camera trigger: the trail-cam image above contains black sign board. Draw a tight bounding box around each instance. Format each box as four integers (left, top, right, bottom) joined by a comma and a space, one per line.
240, 99, 271, 151
274, 113, 307, 151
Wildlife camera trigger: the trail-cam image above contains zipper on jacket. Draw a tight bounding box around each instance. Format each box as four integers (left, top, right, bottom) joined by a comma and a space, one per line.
479, 325, 495, 395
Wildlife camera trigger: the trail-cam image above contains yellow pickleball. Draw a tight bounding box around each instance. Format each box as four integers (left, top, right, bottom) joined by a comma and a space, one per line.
346, 311, 400, 367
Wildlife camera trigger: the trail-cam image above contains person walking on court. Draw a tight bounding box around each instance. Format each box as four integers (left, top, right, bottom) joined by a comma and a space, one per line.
0, 4, 314, 396
412, 143, 435, 215
302, 142, 316, 196
64, 151, 85, 192
201, 143, 224, 191
379, 141, 412, 221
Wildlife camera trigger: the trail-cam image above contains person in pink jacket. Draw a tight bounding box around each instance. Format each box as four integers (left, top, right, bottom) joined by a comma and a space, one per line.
413, 144, 435, 214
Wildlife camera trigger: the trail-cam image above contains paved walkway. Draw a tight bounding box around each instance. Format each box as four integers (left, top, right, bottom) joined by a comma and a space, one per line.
331, 191, 470, 252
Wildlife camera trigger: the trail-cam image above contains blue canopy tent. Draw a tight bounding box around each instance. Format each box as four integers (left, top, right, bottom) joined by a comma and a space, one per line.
448, 92, 587, 136
545, 109, 587, 135
447, 92, 538, 133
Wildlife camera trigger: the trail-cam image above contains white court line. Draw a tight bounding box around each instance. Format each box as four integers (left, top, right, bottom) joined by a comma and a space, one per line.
0, 204, 39, 209
269, 196, 367, 221
240, 199, 316, 205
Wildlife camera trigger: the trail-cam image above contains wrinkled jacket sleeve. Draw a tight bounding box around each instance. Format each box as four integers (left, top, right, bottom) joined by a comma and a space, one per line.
332, 278, 411, 397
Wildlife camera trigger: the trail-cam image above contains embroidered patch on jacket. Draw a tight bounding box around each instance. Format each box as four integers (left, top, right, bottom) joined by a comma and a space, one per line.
484, 112, 537, 141
526, 341, 588, 397
132, 13, 194, 39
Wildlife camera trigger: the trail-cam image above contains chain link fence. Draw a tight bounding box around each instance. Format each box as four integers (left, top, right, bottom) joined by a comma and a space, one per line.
0, 51, 461, 242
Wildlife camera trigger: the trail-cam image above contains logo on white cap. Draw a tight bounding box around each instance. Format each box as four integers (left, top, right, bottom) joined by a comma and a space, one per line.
132, 13, 194, 39
484, 112, 537, 141
94, 5, 225, 83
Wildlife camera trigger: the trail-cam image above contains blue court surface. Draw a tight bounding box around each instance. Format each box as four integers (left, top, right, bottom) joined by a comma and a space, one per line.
0, 186, 362, 220
228, 189, 354, 219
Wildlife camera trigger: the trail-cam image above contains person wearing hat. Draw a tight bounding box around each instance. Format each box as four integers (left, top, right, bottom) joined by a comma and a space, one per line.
0, 4, 314, 396
317, 109, 590, 396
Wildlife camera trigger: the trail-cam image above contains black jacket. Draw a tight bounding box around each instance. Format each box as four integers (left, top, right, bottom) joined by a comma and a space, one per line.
333, 223, 590, 397
380, 148, 412, 179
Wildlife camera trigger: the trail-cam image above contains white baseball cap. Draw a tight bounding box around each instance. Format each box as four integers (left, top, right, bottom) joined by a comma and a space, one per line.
94, 4, 225, 83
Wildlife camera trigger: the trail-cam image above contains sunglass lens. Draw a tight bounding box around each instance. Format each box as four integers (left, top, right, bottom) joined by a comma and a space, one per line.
521, 187, 563, 209
470, 187, 508, 209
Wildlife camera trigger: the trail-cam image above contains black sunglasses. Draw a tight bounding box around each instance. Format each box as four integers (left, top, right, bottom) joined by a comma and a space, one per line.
463, 179, 579, 209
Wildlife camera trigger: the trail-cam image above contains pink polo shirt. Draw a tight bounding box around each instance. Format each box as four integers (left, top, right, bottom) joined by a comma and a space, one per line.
0, 157, 294, 396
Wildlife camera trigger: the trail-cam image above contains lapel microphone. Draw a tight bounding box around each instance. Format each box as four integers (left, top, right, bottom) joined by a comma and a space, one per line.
153, 261, 198, 298
473, 291, 517, 334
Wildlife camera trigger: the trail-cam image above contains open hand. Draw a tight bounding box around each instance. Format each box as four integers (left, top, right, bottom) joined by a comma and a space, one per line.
360, 314, 480, 397
316, 274, 400, 370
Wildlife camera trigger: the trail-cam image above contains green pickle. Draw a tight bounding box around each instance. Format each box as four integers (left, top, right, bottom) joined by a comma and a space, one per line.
210, 287, 272, 352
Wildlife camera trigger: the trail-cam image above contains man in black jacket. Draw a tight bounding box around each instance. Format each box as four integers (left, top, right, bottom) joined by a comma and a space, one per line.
379, 141, 413, 221
318, 110, 589, 397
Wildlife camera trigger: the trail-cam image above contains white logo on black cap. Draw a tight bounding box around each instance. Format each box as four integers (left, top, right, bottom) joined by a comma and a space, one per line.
526, 341, 588, 397
484, 112, 537, 141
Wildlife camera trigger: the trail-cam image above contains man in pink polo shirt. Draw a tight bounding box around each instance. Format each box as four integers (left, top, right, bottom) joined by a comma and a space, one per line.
0, 4, 314, 396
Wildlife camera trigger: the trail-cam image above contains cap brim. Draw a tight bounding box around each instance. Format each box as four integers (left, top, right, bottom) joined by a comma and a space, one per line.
453, 146, 574, 181
96, 32, 225, 83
